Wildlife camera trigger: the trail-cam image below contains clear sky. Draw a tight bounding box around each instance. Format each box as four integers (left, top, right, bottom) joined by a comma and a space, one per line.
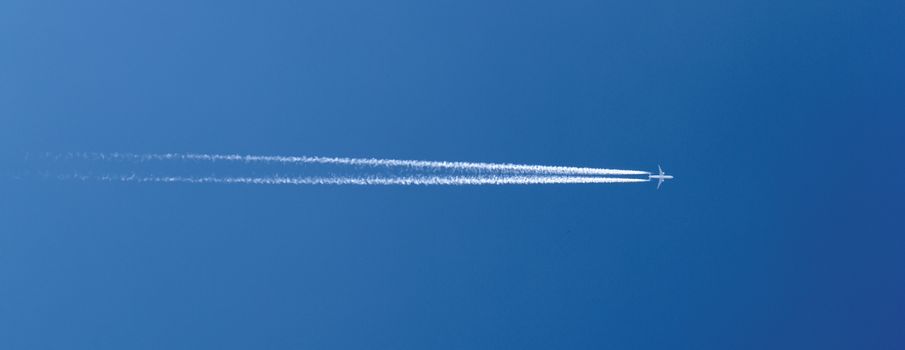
1, 0, 903, 348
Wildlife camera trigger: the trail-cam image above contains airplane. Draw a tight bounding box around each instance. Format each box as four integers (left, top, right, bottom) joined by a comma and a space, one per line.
649, 165, 674, 189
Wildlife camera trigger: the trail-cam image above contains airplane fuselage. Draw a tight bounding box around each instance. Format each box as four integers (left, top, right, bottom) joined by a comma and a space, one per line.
649, 175, 673, 180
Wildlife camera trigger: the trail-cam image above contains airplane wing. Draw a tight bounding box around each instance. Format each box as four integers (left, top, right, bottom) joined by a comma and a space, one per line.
657, 177, 664, 189
658, 165, 664, 176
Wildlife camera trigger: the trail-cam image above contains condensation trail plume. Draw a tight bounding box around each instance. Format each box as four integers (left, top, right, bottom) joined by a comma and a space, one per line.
64, 174, 650, 186
73, 153, 650, 176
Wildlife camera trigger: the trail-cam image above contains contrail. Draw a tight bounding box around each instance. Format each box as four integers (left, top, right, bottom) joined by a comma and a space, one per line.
71, 153, 650, 176
65, 174, 650, 186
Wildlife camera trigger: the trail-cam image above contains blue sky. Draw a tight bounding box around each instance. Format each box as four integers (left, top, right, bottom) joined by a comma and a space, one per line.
1, 0, 903, 348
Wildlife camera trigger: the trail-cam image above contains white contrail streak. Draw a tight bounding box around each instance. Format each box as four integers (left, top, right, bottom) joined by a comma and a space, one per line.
74, 153, 650, 176
66, 174, 650, 186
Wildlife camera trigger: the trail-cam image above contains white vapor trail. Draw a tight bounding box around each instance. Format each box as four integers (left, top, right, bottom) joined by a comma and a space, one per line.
67, 174, 650, 186
76, 153, 649, 176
